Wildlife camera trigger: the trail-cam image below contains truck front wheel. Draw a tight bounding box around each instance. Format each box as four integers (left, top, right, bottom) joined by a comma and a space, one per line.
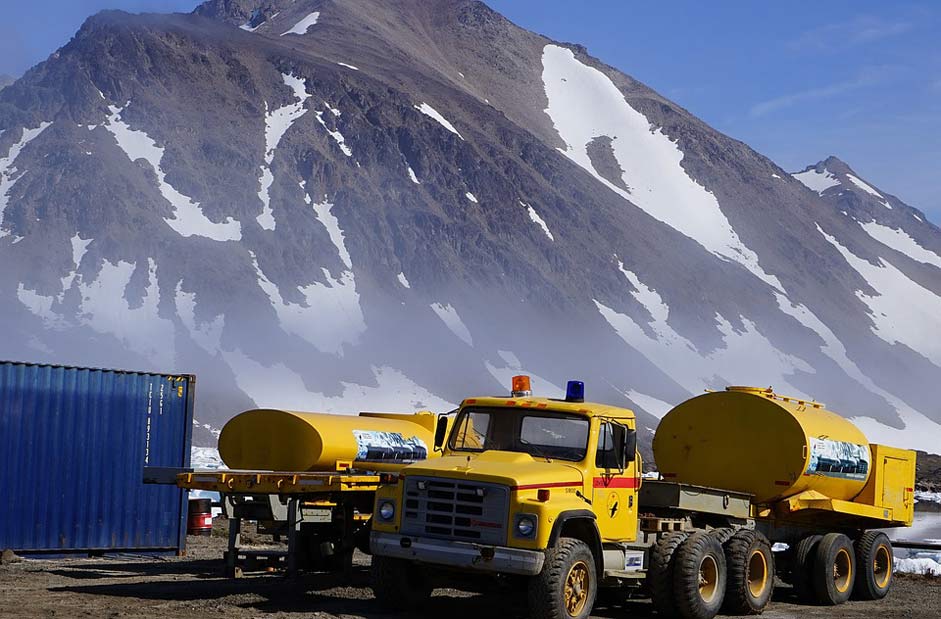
529, 537, 597, 619
370, 556, 433, 610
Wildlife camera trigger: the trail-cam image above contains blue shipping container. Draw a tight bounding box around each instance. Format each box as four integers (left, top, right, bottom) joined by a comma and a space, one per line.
0, 361, 194, 554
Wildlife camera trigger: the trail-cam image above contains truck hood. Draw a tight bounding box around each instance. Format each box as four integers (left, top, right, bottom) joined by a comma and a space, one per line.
402, 450, 583, 489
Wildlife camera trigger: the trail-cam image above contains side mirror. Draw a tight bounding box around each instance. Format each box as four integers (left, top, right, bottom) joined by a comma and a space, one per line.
621, 428, 637, 469
434, 415, 449, 451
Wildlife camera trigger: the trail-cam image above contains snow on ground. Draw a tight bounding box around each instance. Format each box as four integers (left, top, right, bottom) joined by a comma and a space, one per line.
597, 263, 812, 396
792, 167, 841, 194
847, 173, 889, 206
106, 105, 241, 241
257, 74, 311, 230
407, 166, 420, 184
465, 192, 478, 203
78, 258, 176, 368
860, 221, 941, 269
58, 234, 92, 297
0, 123, 51, 235
625, 390, 674, 419
820, 225, 941, 368
895, 557, 941, 575
414, 103, 464, 139
521, 201, 554, 240
431, 303, 473, 346
281, 11, 319, 36
397, 272, 410, 288
251, 252, 364, 356
191, 446, 223, 468
541, 45, 782, 291
175, 282, 225, 354
309, 194, 353, 269
336, 62, 359, 71
223, 352, 453, 413
314, 110, 353, 157
916, 491, 941, 504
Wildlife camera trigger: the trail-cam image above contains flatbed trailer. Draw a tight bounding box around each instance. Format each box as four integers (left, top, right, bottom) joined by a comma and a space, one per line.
176, 470, 384, 577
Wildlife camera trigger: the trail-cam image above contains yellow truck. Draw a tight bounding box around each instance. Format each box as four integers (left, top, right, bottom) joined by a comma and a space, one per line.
368, 379, 915, 619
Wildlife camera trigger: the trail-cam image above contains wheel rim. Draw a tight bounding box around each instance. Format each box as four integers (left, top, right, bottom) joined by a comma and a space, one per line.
698, 555, 719, 603
564, 560, 590, 616
833, 548, 853, 593
747, 548, 769, 598
874, 544, 892, 589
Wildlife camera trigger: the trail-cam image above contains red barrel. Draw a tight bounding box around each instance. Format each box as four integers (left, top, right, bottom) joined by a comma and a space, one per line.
187, 498, 213, 536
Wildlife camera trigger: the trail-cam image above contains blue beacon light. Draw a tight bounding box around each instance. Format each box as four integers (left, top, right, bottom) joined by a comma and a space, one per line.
565, 380, 585, 403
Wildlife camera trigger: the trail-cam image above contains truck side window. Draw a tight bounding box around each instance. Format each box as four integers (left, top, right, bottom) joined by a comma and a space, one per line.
596, 422, 625, 470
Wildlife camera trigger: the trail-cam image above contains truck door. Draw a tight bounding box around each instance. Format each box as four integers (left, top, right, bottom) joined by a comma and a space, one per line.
591, 422, 638, 542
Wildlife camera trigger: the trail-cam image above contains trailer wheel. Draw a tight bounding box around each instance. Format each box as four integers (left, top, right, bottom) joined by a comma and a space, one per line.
792, 534, 821, 603
711, 527, 736, 545
852, 531, 893, 600
370, 556, 432, 610
528, 537, 597, 619
722, 529, 774, 615
649, 531, 689, 617
812, 533, 855, 605
673, 531, 727, 619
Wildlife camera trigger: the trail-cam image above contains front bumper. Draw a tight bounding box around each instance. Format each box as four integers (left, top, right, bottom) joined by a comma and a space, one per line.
370, 531, 545, 576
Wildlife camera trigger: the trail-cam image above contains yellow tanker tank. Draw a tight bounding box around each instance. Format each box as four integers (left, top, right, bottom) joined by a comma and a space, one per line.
219, 409, 440, 472
653, 386, 872, 504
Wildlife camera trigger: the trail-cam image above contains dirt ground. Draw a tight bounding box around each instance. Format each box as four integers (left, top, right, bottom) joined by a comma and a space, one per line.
1, 522, 939, 619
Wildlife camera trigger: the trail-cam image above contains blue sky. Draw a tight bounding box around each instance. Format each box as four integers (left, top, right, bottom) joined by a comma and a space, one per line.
4, 1, 939, 222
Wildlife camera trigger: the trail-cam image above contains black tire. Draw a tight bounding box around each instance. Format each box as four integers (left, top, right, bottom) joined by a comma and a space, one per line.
370, 556, 433, 610
812, 533, 856, 605
673, 531, 727, 619
528, 537, 597, 619
852, 531, 893, 601
792, 534, 821, 603
723, 529, 775, 615
711, 527, 737, 545
649, 531, 689, 617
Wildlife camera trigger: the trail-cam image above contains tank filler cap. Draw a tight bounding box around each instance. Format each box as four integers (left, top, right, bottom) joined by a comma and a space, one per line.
725, 386, 774, 397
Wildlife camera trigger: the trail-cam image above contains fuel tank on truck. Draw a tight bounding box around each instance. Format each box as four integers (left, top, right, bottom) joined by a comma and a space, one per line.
218, 409, 440, 472
653, 387, 872, 504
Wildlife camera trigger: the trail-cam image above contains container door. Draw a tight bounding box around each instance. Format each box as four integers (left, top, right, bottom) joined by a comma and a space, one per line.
881, 455, 914, 515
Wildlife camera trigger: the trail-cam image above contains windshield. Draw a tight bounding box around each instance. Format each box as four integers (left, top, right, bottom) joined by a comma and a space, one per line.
449, 407, 590, 462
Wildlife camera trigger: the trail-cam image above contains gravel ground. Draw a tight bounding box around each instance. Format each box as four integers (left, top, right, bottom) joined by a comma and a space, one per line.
1, 521, 938, 619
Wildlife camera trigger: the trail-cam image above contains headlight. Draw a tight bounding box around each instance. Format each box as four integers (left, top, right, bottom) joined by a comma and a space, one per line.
517, 516, 535, 537
378, 500, 395, 521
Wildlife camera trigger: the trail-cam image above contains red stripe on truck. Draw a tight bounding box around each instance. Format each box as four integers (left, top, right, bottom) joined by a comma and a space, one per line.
511, 481, 581, 491
592, 477, 639, 489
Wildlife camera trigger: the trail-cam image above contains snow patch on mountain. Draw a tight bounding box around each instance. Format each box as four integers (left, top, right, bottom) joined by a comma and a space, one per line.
541, 45, 782, 291
625, 390, 673, 419
59, 234, 92, 294
859, 221, 941, 269
106, 105, 241, 241
257, 74, 311, 230
336, 62, 359, 71
819, 225, 941, 367
78, 258, 176, 368
251, 252, 364, 355
431, 303, 473, 346
793, 168, 840, 194
465, 192, 478, 203
522, 201, 553, 240
397, 272, 410, 288
407, 166, 420, 184
485, 361, 563, 399
0, 123, 51, 236
314, 110, 353, 157
16, 284, 65, 328
309, 194, 353, 269
846, 173, 888, 206
414, 103, 464, 139
222, 348, 314, 407
281, 11, 319, 36
175, 282, 224, 354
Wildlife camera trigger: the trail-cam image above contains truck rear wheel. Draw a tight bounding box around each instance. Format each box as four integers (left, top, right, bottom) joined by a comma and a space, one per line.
528, 537, 597, 619
722, 529, 774, 615
673, 531, 727, 619
812, 533, 855, 605
792, 534, 821, 603
649, 531, 689, 617
370, 556, 432, 610
852, 531, 893, 600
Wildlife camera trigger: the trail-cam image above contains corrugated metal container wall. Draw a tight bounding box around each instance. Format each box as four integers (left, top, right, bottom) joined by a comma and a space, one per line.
0, 361, 194, 554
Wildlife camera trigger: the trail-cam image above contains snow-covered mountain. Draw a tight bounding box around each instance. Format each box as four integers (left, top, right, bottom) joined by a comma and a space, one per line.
2, 0, 940, 452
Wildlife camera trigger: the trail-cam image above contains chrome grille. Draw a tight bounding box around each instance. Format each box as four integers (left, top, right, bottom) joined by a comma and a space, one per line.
401, 476, 509, 545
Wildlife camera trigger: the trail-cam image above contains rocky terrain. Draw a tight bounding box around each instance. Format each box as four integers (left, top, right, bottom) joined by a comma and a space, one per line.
1, 0, 939, 452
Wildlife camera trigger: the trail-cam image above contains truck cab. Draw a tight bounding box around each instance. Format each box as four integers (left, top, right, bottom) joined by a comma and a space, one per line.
370, 376, 642, 617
